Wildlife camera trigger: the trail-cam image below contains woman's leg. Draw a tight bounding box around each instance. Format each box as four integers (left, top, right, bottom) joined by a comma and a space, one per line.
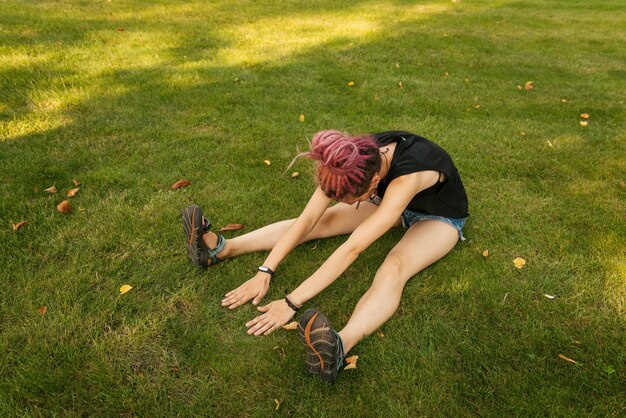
203, 201, 385, 259
337, 220, 460, 353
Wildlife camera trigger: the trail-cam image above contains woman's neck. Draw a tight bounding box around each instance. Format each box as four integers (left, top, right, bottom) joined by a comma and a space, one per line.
378, 143, 396, 180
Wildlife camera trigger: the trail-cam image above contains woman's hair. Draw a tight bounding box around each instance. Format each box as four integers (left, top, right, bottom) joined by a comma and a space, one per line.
291, 130, 381, 200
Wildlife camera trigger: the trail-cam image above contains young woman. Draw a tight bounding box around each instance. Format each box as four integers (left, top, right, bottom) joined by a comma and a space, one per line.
182, 130, 468, 383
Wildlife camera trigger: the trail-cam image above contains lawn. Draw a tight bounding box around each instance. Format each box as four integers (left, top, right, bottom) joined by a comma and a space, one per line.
0, 0, 624, 416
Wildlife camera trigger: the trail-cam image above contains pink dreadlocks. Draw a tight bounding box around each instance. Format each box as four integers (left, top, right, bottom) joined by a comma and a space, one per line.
295, 130, 381, 200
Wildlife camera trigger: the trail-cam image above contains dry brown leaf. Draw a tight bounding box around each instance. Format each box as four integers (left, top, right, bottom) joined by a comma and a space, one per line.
263, 160, 271, 166
525, 81, 534, 90
290, 172, 300, 178
579, 113, 589, 119
171, 179, 192, 190
282, 321, 298, 330
67, 187, 80, 197
218, 224, 245, 232
558, 354, 577, 364
73, 179, 81, 186
117, 27, 125, 32
344, 363, 357, 370
299, 114, 305, 122
56, 200, 72, 214
482, 249, 489, 257
45, 186, 57, 194
345, 355, 359, 364
579, 120, 588, 127
38, 306, 48, 316
12, 221, 30, 231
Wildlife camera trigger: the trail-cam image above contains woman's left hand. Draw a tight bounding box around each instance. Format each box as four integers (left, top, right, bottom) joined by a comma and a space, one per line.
245, 299, 296, 336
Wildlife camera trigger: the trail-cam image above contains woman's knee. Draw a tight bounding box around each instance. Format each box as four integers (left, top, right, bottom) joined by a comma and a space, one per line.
372, 255, 407, 289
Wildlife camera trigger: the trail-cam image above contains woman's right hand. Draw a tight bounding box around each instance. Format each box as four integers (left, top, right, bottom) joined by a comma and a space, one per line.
221, 273, 271, 309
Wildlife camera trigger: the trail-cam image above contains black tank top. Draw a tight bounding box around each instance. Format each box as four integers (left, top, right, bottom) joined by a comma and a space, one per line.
374, 131, 469, 218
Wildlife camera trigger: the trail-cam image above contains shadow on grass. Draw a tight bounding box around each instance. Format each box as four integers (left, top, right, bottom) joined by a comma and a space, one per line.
1, 0, 625, 416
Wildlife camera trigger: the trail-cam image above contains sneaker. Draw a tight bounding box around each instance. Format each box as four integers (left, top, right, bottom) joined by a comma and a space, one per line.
298, 309, 345, 383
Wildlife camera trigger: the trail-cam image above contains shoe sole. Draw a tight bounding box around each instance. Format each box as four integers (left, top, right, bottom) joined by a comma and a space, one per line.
298, 309, 338, 383
181, 205, 205, 269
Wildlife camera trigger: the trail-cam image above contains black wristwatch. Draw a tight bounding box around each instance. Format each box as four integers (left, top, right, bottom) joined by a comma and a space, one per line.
257, 266, 275, 278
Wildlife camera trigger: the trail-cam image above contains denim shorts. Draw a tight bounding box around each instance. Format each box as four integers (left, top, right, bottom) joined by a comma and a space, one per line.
400, 209, 467, 240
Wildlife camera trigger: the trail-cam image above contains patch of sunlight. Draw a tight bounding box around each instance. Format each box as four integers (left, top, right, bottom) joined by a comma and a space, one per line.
0, 49, 56, 69
215, 3, 450, 66
0, 114, 72, 141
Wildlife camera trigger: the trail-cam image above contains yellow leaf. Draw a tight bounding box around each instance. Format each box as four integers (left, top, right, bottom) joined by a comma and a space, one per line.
558, 354, 577, 364
377, 331, 385, 338
525, 81, 534, 90
482, 249, 489, 257
547, 140, 554, 147
67, 187, 80, 197
44, 186, 57, 194
395, 63, 400, 68
263, 160, 271, 166
561, 98, 567, 103
347, 81, 355, 87
299, 114, 305, 122
579, 120, 588, 126
579, 113, 589, 119
344, 363, 357, 370
274, 399, 281, 411
398, 81, 404, 89
290, 172, 299, 178
282, 321, 298, 330
513, 257, 526, 269
73, 179, 81, 186
119, 284, 133, 294
517, 85, 522, 90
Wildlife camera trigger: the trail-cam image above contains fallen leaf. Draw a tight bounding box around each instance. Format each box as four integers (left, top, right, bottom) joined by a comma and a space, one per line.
73, 179, 81, 186
171, 366, 180, 373
282, 321, 298, 330
12, 221, 30, 231
45, 186, 57, 194
579, 120, 588, 127
443, 71, 449, 77
263, 160, 271, 166
558, 354, 577, 364
580, 113, 589, 119
377, 331, 385, 338
67, 187, 80, 197
561, 98, 567, 103
544, 294, 555, 299
398, 81, 404, 89
519, 131, 526, 136
395, 63, 400, 68
119, 284, 133, 294
344, 363, 357, 370
171, 179, 192, 190
345, 355, 359, 364
56, 200, 72, 214
117, 27, 125, 32
274, 399, 281, 411
38, 306, 48, 316
347, 81, 355, 87
547, 140, 554, 147
219, 224, 245, 232
475, 104, 481, 109
290, 172, 299, 178
464, 78, 469, 83
482, 249, 489, 257
525, 81, 534, 90
517, 85, 522, 90
299, 114, 305, 122
513, 257, 526, 269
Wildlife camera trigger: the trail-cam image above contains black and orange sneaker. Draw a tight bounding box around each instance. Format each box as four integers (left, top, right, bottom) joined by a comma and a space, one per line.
298, 309, 345, 384
181, 205, 225, 269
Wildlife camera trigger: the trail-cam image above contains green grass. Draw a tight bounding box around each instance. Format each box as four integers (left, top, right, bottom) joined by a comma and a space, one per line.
1, 0, 624, 416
